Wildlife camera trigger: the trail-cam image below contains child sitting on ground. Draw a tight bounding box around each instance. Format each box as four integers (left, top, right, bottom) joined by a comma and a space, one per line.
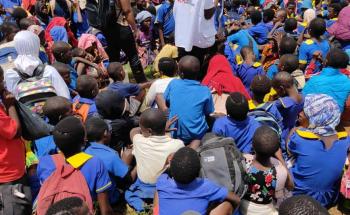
52, 62, 78, 98
73, 75, 99, 121
240, 126, 293, 215
212, 92, 261, 153
278, 54, 305, 90
84, 117, 136, 205
126, 108, 184, 212
154, 147, 240, 215
36, 116, 113, 214
248, 10, 269, 45
235, 46, 264, 94
71, 47, 105, 78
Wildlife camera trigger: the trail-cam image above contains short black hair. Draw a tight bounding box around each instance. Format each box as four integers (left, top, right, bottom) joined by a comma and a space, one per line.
279, 36, 297, 55
272, 72, 294, 89
250, 10, 262, 25
19, 18, 35, 30
253, 126, 279, 158
170, 147, 200, 184
279, 195, 329, 215
107, 62, 123, 81
263, 9, 275, 23
76, 75, 98, 99
95, 90, 125, 120
46, 197, 85, 215
309, 18, 326, 37
179, 55, 200, 80
280, 54, 299, 73
43, 96, 72, 125
52, 62, 70, 75
284, 18, 297, 32
158, 57, 177, 77
0, 22, 19, 42
240, 46, 254, 60
11, 7, 28, 22
251, 75, 271, 98
226, 92, 249, 121
140, 108, 167, 135
85, 117, 108, 142
329, 3, 342, 15
52, 41, 71, 61
326, 48, 349, 69
53, 116, 85, 157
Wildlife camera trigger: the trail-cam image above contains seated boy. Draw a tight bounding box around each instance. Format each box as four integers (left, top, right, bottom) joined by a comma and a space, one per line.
248, 10, 269, 45
34, 96, 72, 158
126, 108, 184, 212
37, 116, 113, 215
235, 46, 264, 93
52, 62, 78, 98
164, 56, 214, 145
212, 92, 261, 153
73, 75, 99, 120
154, 147, 240, 215
278, 54, 305, 90
272, 72, 304, 143
84, 117, 136, 205
145, 57, 177, 108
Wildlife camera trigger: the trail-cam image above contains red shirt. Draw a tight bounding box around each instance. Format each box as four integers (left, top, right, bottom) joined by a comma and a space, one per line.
0, 105, 25, 183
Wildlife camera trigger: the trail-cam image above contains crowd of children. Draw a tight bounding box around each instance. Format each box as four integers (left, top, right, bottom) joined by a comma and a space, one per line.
1, 0, 350, 214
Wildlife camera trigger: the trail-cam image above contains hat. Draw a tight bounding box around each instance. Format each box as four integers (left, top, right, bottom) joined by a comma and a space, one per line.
136, 11, 153, 24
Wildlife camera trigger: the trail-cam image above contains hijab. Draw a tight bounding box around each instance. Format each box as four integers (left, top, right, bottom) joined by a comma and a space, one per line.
78, 33, 109, 61
202, 54, 251, 99
303, 9, 316, 25
14, 30, 41, 76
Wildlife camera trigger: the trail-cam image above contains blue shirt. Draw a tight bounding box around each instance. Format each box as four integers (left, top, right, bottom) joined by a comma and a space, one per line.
73, 96, 98, 116
73, 9, 90, 37
302, 67, 350, 112
248, 22, 269, 45
299, 39, 330, 72
155, 1, 175, 37
235, 62, 264, 93
108, 82, 141, 98
0, 0, 21, 12
227, 30, 259, 58
212, 116, 261, 153
263, 22, 274, 32
164, 79, 214, 143
156, 174, 228, 215
267, 63, 278, 79
288, 129, 350, 206
84, 142, 129, 203
37, 153, 112, 200
33, 135, 57, 159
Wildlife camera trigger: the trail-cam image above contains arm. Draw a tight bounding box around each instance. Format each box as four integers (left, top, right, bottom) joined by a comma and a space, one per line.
204, 0, 219, 20
97, 192, 113, 215
130, 127, 142, 142
73, 0, 83, 23
119, 0, 137, 32
138, 81, 153, 89
1, 91, 21, 138
153, 191, 160, 215
274, 148, 294, 191
225, 192, 240, 208
155, 93, 168, 113
76, 62, 87, 76
158, 26, 165, 48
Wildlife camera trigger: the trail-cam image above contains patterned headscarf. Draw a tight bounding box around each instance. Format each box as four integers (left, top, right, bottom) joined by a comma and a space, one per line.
303, 94, 341, 136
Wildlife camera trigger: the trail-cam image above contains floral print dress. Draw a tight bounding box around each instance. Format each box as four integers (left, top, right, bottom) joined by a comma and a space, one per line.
243, 159, 277, 204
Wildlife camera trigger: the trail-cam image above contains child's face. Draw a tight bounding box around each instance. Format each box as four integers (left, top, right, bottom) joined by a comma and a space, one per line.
298, 111, 309, 128
287, 5, 295, 16
118, 68, 126, 81
142, 18, 152, 29
59, 69, 71, 85
328, 7, 336, 19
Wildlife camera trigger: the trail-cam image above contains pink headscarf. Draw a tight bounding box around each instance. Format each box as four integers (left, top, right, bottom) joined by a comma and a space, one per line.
328, 6, 350, 41
78, 34, 109, 61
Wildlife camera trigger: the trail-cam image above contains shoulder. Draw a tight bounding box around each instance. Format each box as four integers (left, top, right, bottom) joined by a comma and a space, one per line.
252, 62, 262, 68
303, 39, 315, 46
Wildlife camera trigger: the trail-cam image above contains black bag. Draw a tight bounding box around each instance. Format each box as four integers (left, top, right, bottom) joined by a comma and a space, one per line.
85, 0, 118, 31
0, 183, 32, 215
197, 133, 248, 198
15, 102, 54, 140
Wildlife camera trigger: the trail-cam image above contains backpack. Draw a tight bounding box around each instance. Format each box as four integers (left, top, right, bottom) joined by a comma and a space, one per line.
34, 154, 93, 215
248, 102, 282, 138
197, 133, 248, 198
85, 0, 119, 31
73, 101, 90, 122
15, 65, 57, 115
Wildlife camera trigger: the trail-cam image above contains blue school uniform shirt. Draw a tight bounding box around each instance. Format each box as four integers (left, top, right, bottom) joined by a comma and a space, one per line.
248, 22, 269, 45
164, 79, 214, 143
299, 38, 330, 73
37, 152, 112, 200
288, 129, 350, 207
155, 1, 175, 37
267, 62, 279, 79
108, 82, 141, 98
84, 142, 129, 203
235, 62, 264, 93
73, 9, 90, 37
73, 95, 98, 116
156, 174, 228, 215
227, 30, 260, 58
33, 135, 57, 159
263, 22, 274, 32
274, 96, 304, 142
0, 0, 21, 11
212, 116, 261, 153
302, 67, 350, 112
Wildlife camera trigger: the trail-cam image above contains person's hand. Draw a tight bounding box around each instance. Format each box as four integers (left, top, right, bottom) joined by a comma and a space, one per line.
133, 28, 140, 40
274, 21, 283, 28
165, 115, 178, 132
1, 90, 16, 108
121, 146, 134, 165
272, 31, 285, 46
312, 51, 322, 61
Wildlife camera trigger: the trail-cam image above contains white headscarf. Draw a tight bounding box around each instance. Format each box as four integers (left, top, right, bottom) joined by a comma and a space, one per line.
303, 9, 316, 25
14, 30, 42, 76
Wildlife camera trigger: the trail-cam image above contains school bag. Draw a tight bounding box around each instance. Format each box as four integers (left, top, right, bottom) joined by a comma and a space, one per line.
14, 64, 57, 115
34, 154, 93, 215
248, 102, 282, 139
197, 133, 248, 197
73, 101, 90, 122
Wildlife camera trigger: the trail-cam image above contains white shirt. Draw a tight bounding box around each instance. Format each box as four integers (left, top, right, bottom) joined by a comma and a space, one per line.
132, 134, 184, 184
145, 77, 175, 107
174, 0, 216, 51
5, 65, 71, 100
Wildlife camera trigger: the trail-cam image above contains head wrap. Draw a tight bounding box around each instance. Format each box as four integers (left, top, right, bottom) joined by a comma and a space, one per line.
136, 11, 153, 24
304, 94, 341, 136
78, 33, 109, 61
303, 9, 316, 25
14, 30, 42, 76
50, 26, 68, 43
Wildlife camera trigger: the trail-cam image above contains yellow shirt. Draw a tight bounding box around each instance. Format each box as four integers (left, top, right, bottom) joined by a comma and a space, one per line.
153, 44, 179, 72
249, 88, 277, 110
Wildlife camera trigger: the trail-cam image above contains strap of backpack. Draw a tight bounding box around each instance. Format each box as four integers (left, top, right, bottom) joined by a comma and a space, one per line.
14, 64, 46, 81
51, 154, 66, 169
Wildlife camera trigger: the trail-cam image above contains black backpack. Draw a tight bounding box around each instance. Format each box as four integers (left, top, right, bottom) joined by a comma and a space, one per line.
85, 0, 118, 31
197, 133, 248, 197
